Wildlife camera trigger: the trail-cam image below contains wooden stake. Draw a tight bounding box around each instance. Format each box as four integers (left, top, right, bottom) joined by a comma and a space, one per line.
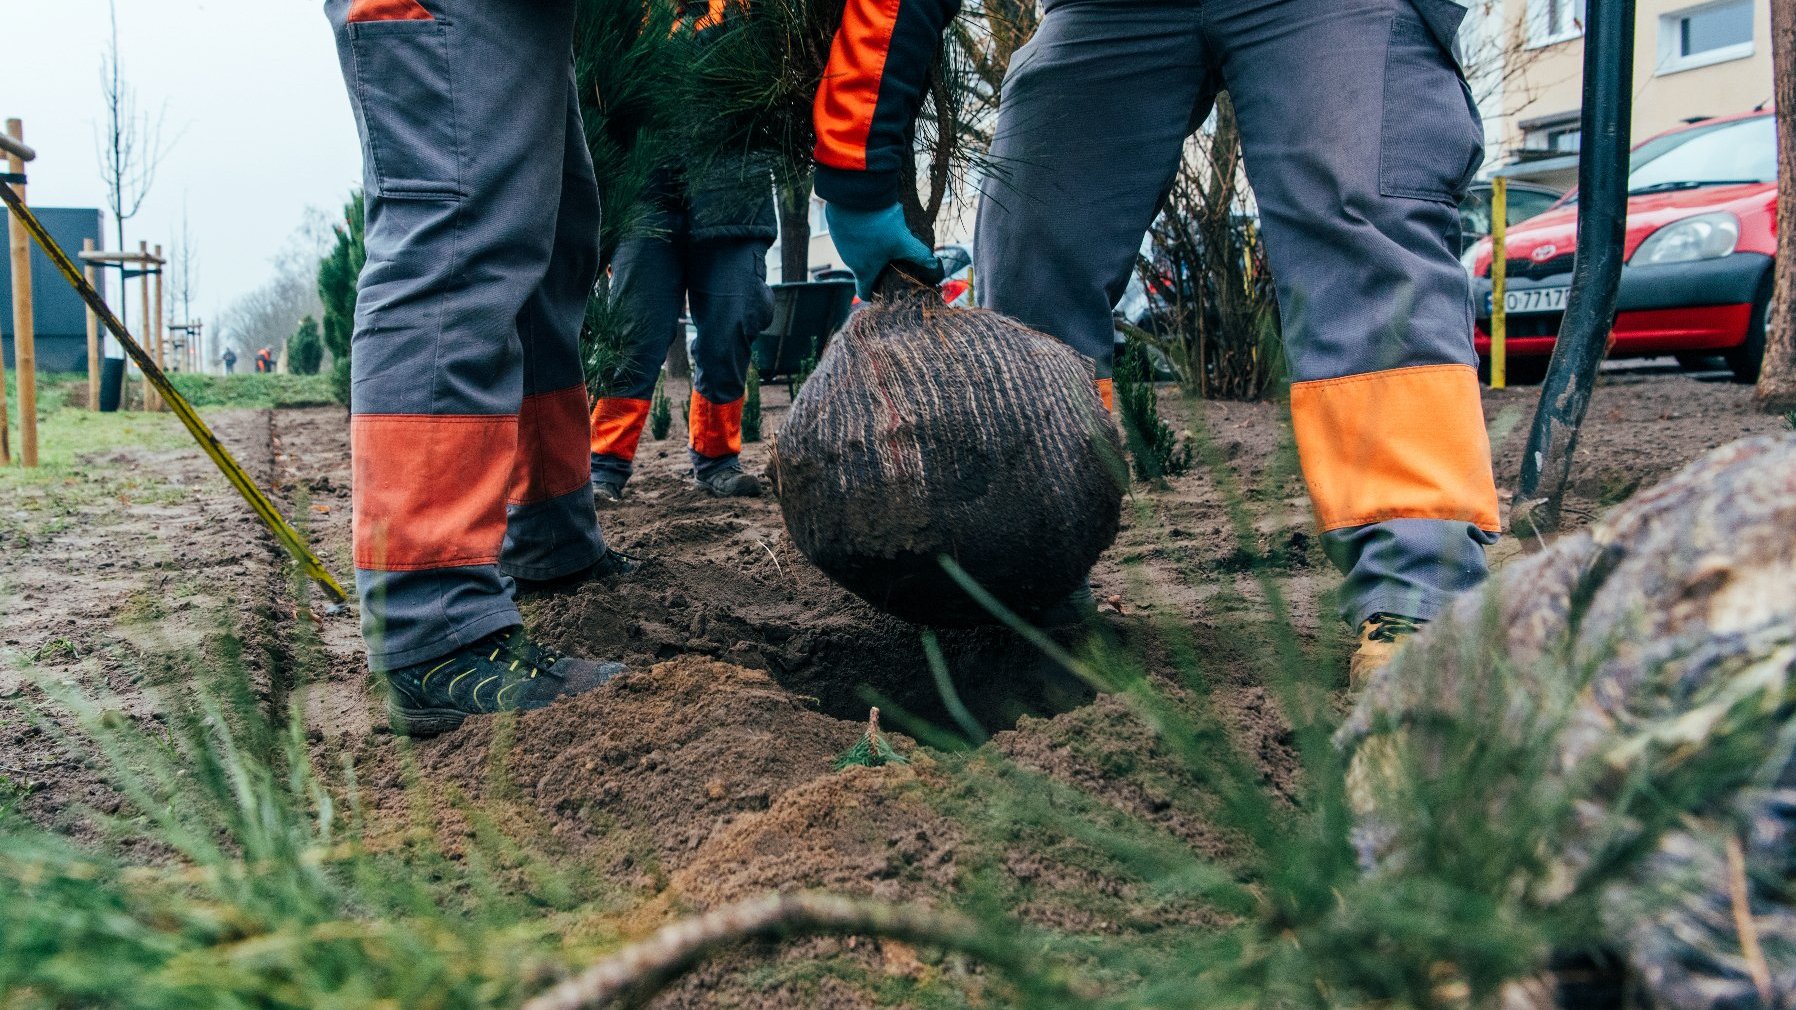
138, 240, 153, 411
153, 243, 165, 397
5, 118, 37, 466
83, 238, 99, 409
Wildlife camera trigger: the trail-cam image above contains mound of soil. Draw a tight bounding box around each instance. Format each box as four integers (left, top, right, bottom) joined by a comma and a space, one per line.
414, 658, 866, 875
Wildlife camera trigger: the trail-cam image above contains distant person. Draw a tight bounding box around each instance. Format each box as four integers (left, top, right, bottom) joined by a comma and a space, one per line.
255, 347, 274, 374
222, 348, 237, 374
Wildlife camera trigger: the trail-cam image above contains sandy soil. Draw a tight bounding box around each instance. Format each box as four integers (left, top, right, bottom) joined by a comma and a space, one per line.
0, 362, 1786, 1006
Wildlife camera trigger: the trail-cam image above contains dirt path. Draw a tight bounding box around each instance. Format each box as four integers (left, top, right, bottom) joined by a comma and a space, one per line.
2, 368, 1785, 1005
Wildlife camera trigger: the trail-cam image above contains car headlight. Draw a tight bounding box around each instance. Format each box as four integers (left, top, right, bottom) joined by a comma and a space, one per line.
1631, 212, 1739, 265
1460, 242, 1487, 276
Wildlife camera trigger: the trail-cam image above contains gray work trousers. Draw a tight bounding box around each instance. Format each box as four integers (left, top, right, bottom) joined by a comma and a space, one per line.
328, 0, 607, 670
976, 0, 1500, 627
590, 214, 775, 485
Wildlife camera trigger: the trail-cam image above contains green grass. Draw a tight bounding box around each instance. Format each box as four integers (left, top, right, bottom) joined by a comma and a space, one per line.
166, 373, 338, 409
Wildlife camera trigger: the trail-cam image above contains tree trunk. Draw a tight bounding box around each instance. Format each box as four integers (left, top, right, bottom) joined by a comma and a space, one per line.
776, 166, 813, 283
1757, 0, 1796, 411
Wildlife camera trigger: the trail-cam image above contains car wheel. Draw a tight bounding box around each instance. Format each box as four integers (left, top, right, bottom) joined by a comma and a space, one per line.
1723, 273, 1773, 384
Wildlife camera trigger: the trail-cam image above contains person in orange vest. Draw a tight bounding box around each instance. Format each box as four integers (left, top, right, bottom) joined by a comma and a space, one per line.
322, 0, 630, 737
812, 0, 1500, 679
255, 347, 274, 374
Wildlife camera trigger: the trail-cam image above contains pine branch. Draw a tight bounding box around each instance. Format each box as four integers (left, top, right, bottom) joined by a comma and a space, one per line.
518, 892, 1085, 1010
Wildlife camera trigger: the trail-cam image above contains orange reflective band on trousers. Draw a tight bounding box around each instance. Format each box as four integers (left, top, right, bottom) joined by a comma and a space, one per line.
509, 385, 592, 506
352, 414, 516, 571
346, 0, 433, 21
1095, 377, 1114, 413
590, 397, 652, 462
689, 392, 743, 459
1288, 363, 1500, 533
813, 0, 903, 171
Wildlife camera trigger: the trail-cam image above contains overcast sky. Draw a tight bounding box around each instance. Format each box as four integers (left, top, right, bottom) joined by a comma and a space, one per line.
3, 1, 364, 334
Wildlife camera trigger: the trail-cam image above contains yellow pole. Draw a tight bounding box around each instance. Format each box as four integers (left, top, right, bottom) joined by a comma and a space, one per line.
1490, 177, 1508, 390
83, 238, 100, 409
5, 118, 38, 466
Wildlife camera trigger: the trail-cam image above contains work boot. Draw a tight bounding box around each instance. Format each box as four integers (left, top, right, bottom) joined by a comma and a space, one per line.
381, 627, 623, 738
695, 461, 762, 498
1348, 612, 1426, 690
592, 476, 625, 505
512, 548, 641, 599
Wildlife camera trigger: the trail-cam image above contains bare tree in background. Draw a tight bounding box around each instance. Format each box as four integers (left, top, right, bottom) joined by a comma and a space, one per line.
216, 212, 330, 361
1758, 0, 1796, 412
94, 0, 171, 330
169, 204, 199, 370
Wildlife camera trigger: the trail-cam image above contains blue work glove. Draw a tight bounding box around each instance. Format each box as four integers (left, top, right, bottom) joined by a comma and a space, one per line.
824, 202, 938, 300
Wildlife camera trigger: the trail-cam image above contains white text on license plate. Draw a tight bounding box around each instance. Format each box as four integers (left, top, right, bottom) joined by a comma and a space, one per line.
1486, 286, 1570, 316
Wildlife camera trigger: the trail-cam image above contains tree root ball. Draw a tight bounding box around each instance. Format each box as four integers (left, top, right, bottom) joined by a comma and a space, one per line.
772, 293, 1125, 627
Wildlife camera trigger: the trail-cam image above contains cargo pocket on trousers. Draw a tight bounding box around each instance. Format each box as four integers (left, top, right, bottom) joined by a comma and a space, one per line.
347, 19, 465, 200
1379, 11, 1484, 204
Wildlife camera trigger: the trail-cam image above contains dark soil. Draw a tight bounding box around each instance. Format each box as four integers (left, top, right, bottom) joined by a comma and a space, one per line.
2, 362, 1786, 1007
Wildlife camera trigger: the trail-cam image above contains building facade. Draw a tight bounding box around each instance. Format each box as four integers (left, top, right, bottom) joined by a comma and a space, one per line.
1, 206, 107, 373
1479, 0, 1773, 189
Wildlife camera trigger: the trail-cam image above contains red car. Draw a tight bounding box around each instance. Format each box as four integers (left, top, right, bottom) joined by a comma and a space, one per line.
1465, 110, 1777, 383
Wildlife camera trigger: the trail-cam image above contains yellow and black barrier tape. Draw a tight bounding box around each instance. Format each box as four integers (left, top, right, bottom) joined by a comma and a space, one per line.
1, 181, 349, 606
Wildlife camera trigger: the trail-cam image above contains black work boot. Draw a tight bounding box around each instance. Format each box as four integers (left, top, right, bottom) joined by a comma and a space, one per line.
512, 548, 641, 599
592, 476, 625, 505
695, 461, 763, 498
380, 627, 623, 737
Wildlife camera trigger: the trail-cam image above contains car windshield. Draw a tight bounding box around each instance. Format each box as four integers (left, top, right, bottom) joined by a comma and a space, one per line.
1626, 115, 1776, 194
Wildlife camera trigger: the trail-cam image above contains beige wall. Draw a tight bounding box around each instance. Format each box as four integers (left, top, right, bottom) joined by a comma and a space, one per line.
1496, 0, 1772, 162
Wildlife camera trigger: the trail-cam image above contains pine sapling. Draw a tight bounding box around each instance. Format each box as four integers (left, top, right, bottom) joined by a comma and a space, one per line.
742, 365, 763, 443
832, 707, 909, 770
1115, 340, 1192, 482
649, 379, 673, 441
788, 352, 818, 401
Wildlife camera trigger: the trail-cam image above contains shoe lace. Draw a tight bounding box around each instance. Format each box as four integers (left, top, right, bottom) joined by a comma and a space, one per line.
479, 629, 564, 681
1366, 613, 1426, 643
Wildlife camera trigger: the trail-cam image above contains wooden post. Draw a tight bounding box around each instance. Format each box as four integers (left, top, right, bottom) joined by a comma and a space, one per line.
5, 117, 37, 466
1758, 0, 1796, 411
83, 238, 100, 409
138, 240, 153, 411
153, 243, 165, 395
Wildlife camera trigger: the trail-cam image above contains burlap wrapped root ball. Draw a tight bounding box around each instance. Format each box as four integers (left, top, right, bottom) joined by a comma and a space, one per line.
773, 291, 1125, 627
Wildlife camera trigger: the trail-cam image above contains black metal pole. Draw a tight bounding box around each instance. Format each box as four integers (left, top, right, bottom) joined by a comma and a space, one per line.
1513, 0, 1636, 535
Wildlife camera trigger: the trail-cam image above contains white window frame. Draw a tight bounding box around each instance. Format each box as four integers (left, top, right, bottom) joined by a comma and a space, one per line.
1525, 0, 1584, 49
1657, 0, 1756, 76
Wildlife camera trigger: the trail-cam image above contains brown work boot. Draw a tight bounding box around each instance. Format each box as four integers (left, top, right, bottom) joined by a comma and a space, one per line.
1348, 612, 1427, 690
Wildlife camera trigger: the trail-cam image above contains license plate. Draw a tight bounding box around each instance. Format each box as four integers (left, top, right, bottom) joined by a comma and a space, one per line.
1485, 286, 1570, 316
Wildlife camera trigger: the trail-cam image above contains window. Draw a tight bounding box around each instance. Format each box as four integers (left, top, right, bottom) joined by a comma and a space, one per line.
1527, 0, 1584, 47
809, 195, 829, 235
1520, 111, 1582, 153
1658, 0, 1754, 74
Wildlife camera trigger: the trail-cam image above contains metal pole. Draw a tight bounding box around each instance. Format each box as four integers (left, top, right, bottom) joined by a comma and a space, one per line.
1490, 177, 1508, 390
1513, 0, 1636, 534
5, 118, 37, 466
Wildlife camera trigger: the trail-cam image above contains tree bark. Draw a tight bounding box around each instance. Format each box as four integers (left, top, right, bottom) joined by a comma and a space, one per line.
1757, 0, 1796, 411
776, 166, 813, 283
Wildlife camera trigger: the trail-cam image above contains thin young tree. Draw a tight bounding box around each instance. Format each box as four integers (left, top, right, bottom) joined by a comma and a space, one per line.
1757, 0, 1796, 412
93, 0, 170, 331
169, 203, 198, 369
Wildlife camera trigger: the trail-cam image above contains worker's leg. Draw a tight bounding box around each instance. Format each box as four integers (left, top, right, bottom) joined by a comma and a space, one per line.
974, 0, 1215, 380
685, 238, 775, 481
589, 228, 684, 491
1214, 0, 1500, 626
328, 0, 580, 669
501, 69, 608, 582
